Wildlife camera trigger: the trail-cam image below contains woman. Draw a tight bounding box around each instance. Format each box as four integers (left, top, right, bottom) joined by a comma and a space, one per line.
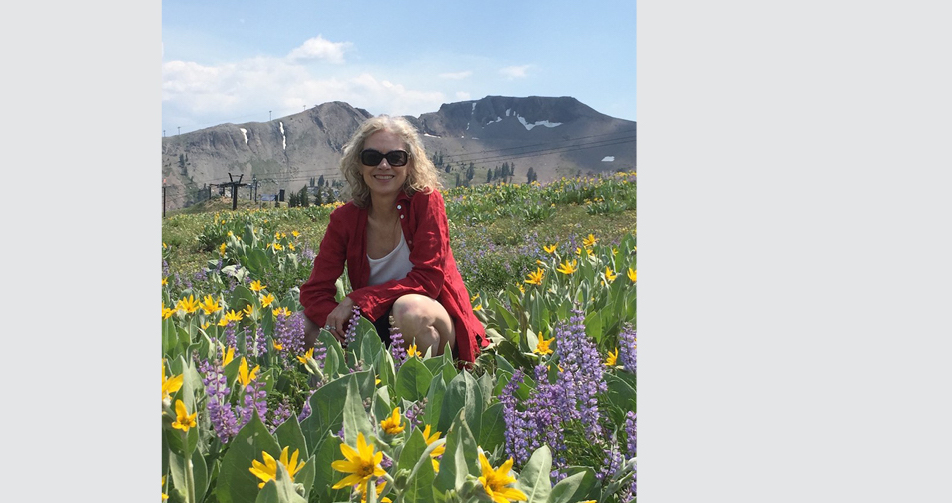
299, 115, 488, 362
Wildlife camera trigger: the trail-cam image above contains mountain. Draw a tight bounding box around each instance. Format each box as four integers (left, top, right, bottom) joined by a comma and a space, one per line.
161, 96, 635, 211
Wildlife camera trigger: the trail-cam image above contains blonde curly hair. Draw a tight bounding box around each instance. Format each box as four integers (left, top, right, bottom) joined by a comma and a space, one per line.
340, 115, 443, 208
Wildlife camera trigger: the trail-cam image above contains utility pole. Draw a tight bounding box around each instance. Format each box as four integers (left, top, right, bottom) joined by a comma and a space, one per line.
162, 179, 167, 218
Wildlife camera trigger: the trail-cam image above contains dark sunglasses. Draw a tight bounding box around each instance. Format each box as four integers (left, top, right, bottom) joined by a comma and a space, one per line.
360, 149, 410, 167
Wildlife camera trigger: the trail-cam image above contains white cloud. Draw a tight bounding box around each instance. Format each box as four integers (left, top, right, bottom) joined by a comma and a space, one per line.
286, 35, 352, 64
163, 38, 452, 132
499, 65, 530, 79
439, 70, 472, 80
455, 91, 471, 101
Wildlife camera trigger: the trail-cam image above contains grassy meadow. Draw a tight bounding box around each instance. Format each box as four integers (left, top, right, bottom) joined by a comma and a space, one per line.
161, 172, 637, 503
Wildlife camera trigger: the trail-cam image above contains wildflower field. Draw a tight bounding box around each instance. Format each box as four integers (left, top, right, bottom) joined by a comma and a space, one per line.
161, 173, 637, 503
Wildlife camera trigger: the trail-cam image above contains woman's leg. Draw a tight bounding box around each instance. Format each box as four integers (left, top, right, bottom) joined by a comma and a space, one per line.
390, 294, 456, 357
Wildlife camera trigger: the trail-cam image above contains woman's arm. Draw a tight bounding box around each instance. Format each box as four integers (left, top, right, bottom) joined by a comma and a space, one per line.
299, 206, 350, 346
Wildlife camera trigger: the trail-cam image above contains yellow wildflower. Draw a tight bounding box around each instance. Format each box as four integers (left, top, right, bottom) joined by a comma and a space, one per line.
380, 407, 405, 435
219, 242, 227, 257
171, 400, 197, 432
162, 303, 176, 320
200, 295, 222, 315
422, 425, 445, 472
176, 295, 200, 314
473, 304, 483, 312
477, 451, 527, 503
292, 230, 300, 237
534, 333, 553, 355
223, 309, 244, 323
582, 233, 597, 248
628, 267, 637, 282
556, 259, 578, 275
223, 347, 236, 366
296, 347, 314, 365
543, 244, 557, 254
243, 304, 254, 317
273, 306, 291, 317
273, 340, 284, 351
605, 348, 619, 366
358, 480, 391, 502
331, 432, 386, 493
249, 280, 266, 292
524, 268, 544, 286
260, 293, 276, 307
237, 357, 260, 388
161, 276, 168, 286
249, 447, 305, 489
272, 242, 284, 251
605, 267, 618, 283
407, 343, 422, 359
161, 360, 183, 402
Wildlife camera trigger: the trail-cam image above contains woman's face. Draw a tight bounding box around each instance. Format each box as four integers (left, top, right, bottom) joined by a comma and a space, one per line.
360, 130, 410, 201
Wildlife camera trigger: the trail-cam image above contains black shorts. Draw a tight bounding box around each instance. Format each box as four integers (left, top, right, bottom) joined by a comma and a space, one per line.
371, 308, 394, 347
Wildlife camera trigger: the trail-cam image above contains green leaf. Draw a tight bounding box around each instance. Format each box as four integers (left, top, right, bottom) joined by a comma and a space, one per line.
311, 432, 350, 502
583, 309, 603, 344
546, 469, 595, 503
299, 374, 351, 451
516, 445, 552, 503
394, 355, 434, 402
420, 372, 447, 429
341, 376, 374, 446
355, 315, 384, 364
273, 414, 309, 461
397, 427, 428, 473
477, 402, 506, 455
402, 446, 436, 503
433, 411, 479, 494
216, 410, 281, 503
437, 370, 483, 439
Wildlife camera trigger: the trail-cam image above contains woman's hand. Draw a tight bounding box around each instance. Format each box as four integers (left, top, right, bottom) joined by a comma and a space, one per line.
323, 296, 356, 345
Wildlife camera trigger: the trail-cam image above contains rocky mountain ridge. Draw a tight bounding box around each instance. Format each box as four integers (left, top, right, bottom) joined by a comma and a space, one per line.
161, 96, 635, 211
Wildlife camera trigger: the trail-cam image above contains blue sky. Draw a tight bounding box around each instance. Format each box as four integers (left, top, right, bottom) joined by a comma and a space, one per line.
162, 0, 636, 135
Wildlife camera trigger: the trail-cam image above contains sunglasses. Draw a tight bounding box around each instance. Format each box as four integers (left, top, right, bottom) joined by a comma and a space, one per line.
360, 149, 410, 167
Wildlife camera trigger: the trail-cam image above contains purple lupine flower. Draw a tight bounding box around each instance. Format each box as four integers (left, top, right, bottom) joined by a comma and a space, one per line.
625, 411, 637, 457
343, 306, 361, 348
618, 324, 637, 374
554, 310, 608, 438
274, 311, 306, 358
237, 379, 268, 430
390, 329, 407, 373
403, 398, 426, 431
500, 370, 536, 467
269, 400, 293, 432
198, 355, 240, 443
297, 390, 316, 422
223, 323, 238, 351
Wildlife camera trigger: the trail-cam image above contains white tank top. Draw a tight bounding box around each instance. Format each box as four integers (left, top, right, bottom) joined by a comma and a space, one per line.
367, 231, 413, 286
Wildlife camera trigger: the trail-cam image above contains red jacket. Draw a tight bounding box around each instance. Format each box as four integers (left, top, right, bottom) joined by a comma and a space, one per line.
299, 189, 488, 362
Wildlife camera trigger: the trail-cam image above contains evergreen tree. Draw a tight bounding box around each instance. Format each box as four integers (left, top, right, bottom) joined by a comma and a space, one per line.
314, 187, 323, 206
299, 185, 310, 207
466, 163, 475, 182
527, 166, 537, 183
487, 169, 493, 183
288, 191, 299, 208
318, 174, 325, 187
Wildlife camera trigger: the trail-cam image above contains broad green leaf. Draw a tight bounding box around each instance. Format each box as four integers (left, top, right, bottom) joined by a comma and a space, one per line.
420, 373, 447, 435
394, 355, 433, 402
312, 432, 350, 502
372, 386, 393, 431
398, 427, 428, 473
169, 447, 209, 503
478, 402, 506, 455
341, 376, 374, 446
355, 315, 383, 364
515, 445, 552, 503
547, 469, 595, 503
299, 374, 351, 449
216, 410, 281, 503
433, 411, 479, 494
583, 309, 603, 344
273, 414, 309, 461
437, 370, 482, 438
